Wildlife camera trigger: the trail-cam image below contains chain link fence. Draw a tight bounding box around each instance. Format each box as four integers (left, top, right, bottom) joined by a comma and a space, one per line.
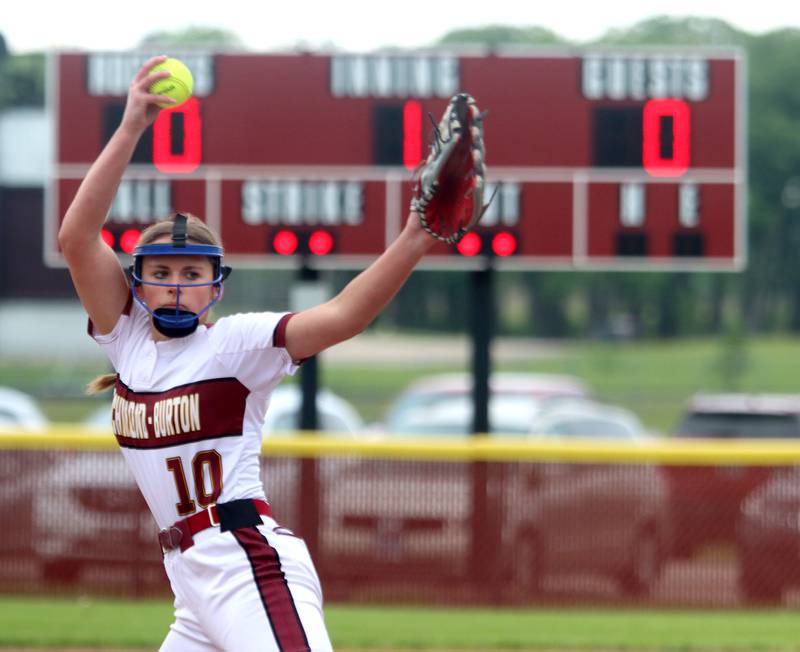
1, 432, 798, 606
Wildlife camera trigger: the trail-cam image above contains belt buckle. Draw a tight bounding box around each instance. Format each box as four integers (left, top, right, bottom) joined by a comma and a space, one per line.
159, 525, 183, 551
207, 503, 219, 527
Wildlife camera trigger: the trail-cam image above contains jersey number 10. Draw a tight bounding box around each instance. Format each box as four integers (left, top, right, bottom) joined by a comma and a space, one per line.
166, 450, 223, 516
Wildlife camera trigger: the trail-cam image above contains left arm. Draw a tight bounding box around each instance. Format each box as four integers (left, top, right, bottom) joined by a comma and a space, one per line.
283, 212, 434, 361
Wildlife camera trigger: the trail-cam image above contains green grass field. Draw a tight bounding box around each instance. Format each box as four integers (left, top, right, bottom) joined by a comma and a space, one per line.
3, 334, 799, 433
3, 597, 800, 650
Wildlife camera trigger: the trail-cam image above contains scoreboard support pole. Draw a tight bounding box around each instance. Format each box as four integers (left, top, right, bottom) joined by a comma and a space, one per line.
469, 262, 501, 585
298, 262, 321, 556
471, 264, 492, 435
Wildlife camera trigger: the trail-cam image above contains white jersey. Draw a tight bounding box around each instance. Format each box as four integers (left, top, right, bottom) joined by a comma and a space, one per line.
91, 299, 297, 530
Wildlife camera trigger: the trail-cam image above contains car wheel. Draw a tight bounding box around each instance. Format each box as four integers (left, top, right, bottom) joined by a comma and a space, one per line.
739, 555, 784, 604
619, 529, 660, 596
513, 535, 543, 600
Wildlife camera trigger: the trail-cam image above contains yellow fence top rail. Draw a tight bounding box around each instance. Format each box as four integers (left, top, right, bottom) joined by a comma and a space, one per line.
3, 425, 800, 466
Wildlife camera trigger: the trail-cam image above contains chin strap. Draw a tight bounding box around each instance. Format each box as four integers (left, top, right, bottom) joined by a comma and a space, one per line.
132, 283, 224, 338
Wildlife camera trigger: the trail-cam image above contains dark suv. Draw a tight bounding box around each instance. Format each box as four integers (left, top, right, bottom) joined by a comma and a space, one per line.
665, 394, 800, 559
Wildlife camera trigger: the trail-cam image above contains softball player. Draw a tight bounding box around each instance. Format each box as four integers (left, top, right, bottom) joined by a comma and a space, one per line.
59, 56, 435, 652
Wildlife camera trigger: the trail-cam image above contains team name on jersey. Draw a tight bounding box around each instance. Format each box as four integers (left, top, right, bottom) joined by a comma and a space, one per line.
111, 392, 202, 439
111, 377, 250, 449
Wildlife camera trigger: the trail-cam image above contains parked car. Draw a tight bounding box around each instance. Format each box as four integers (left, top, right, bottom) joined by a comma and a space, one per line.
736, 467, 800, 603
0, 386, 48, 430
512, 401, 669, 595
321, 398, 671, 598
31, 452, 162, 583
262, 385, 364, 436
664, 393, 800, 558
382, 372, 590, 436
0, 387, 51, 558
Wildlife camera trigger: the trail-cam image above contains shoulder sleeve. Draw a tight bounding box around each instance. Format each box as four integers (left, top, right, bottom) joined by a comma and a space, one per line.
209, 311, 299, 393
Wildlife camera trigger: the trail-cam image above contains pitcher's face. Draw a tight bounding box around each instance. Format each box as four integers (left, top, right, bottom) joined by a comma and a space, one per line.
136, 252, 216, 328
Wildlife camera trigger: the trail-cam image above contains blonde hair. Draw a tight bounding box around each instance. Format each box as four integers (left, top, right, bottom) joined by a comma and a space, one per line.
86, 213, 224, 395
86, 373, 117, 394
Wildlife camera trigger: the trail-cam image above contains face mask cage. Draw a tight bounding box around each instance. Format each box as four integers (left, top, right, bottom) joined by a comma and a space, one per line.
128, 215, 232, 337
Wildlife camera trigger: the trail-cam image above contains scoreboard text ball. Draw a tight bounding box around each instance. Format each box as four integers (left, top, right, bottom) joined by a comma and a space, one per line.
47, 49, 745, 271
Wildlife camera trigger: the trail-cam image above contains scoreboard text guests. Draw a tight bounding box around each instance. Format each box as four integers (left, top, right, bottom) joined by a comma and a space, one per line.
47, 49, 745, 271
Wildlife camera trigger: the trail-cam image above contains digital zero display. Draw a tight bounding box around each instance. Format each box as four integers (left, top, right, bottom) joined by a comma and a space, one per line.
46, 49, 745, 271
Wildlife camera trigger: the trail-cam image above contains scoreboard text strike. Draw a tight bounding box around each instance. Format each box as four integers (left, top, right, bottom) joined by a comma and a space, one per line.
48, 49, 745, 271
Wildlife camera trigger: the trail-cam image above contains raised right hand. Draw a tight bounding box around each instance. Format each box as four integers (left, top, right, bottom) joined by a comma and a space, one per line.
119, 55, 176, 135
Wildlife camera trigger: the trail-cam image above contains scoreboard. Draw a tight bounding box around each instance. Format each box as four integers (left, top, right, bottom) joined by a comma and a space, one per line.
46, 48, 746, 271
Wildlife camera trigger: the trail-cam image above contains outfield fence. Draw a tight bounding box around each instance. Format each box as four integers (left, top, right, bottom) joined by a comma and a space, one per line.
2, 428, 800, 607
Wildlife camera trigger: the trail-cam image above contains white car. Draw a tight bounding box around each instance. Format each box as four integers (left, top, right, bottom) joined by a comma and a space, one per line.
263, 385, 364, 436
382, 372, 590, 436
0, 386, 48, 430
83, 384, 364, 436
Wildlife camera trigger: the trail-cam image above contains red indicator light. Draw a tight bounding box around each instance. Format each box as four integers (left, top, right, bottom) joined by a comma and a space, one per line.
403, 100, 423, 170
100, 228, 114, 248
119, 229, 141, 254
643, 98, 690, 178
492, 232, 518, 257
308, 230, 334, 256
456, 232, 482, 256
153, 97, 202, 174
273, 230, 299, 255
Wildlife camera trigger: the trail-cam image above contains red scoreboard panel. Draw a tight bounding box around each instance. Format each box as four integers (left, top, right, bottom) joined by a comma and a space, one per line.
46, 49, 746, 271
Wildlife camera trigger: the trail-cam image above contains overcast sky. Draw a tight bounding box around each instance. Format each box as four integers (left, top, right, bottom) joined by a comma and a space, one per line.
2, 0, 798, 53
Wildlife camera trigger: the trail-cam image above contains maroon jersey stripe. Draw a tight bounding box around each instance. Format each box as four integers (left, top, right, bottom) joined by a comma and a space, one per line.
233, 527, 311, 651
111, 376, 249, 449
273, 313, 293, 348
115, 431, 243, 450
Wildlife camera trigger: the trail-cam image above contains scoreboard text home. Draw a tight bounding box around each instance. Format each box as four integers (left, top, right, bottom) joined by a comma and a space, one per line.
47, 49, 745, 271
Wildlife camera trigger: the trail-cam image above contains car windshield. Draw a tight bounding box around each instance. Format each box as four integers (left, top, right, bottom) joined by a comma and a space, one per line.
270, 410, 354, 433
538, 416, 639, 440
676, 412, 800, 438
0, 408, 22, 425
385, 392, 541, 436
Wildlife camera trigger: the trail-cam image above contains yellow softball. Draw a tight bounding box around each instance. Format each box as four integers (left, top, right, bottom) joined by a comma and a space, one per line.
149, 58, 194, 109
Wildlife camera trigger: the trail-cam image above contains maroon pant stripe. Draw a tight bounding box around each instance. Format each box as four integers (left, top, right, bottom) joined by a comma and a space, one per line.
233, 527, 310, 652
